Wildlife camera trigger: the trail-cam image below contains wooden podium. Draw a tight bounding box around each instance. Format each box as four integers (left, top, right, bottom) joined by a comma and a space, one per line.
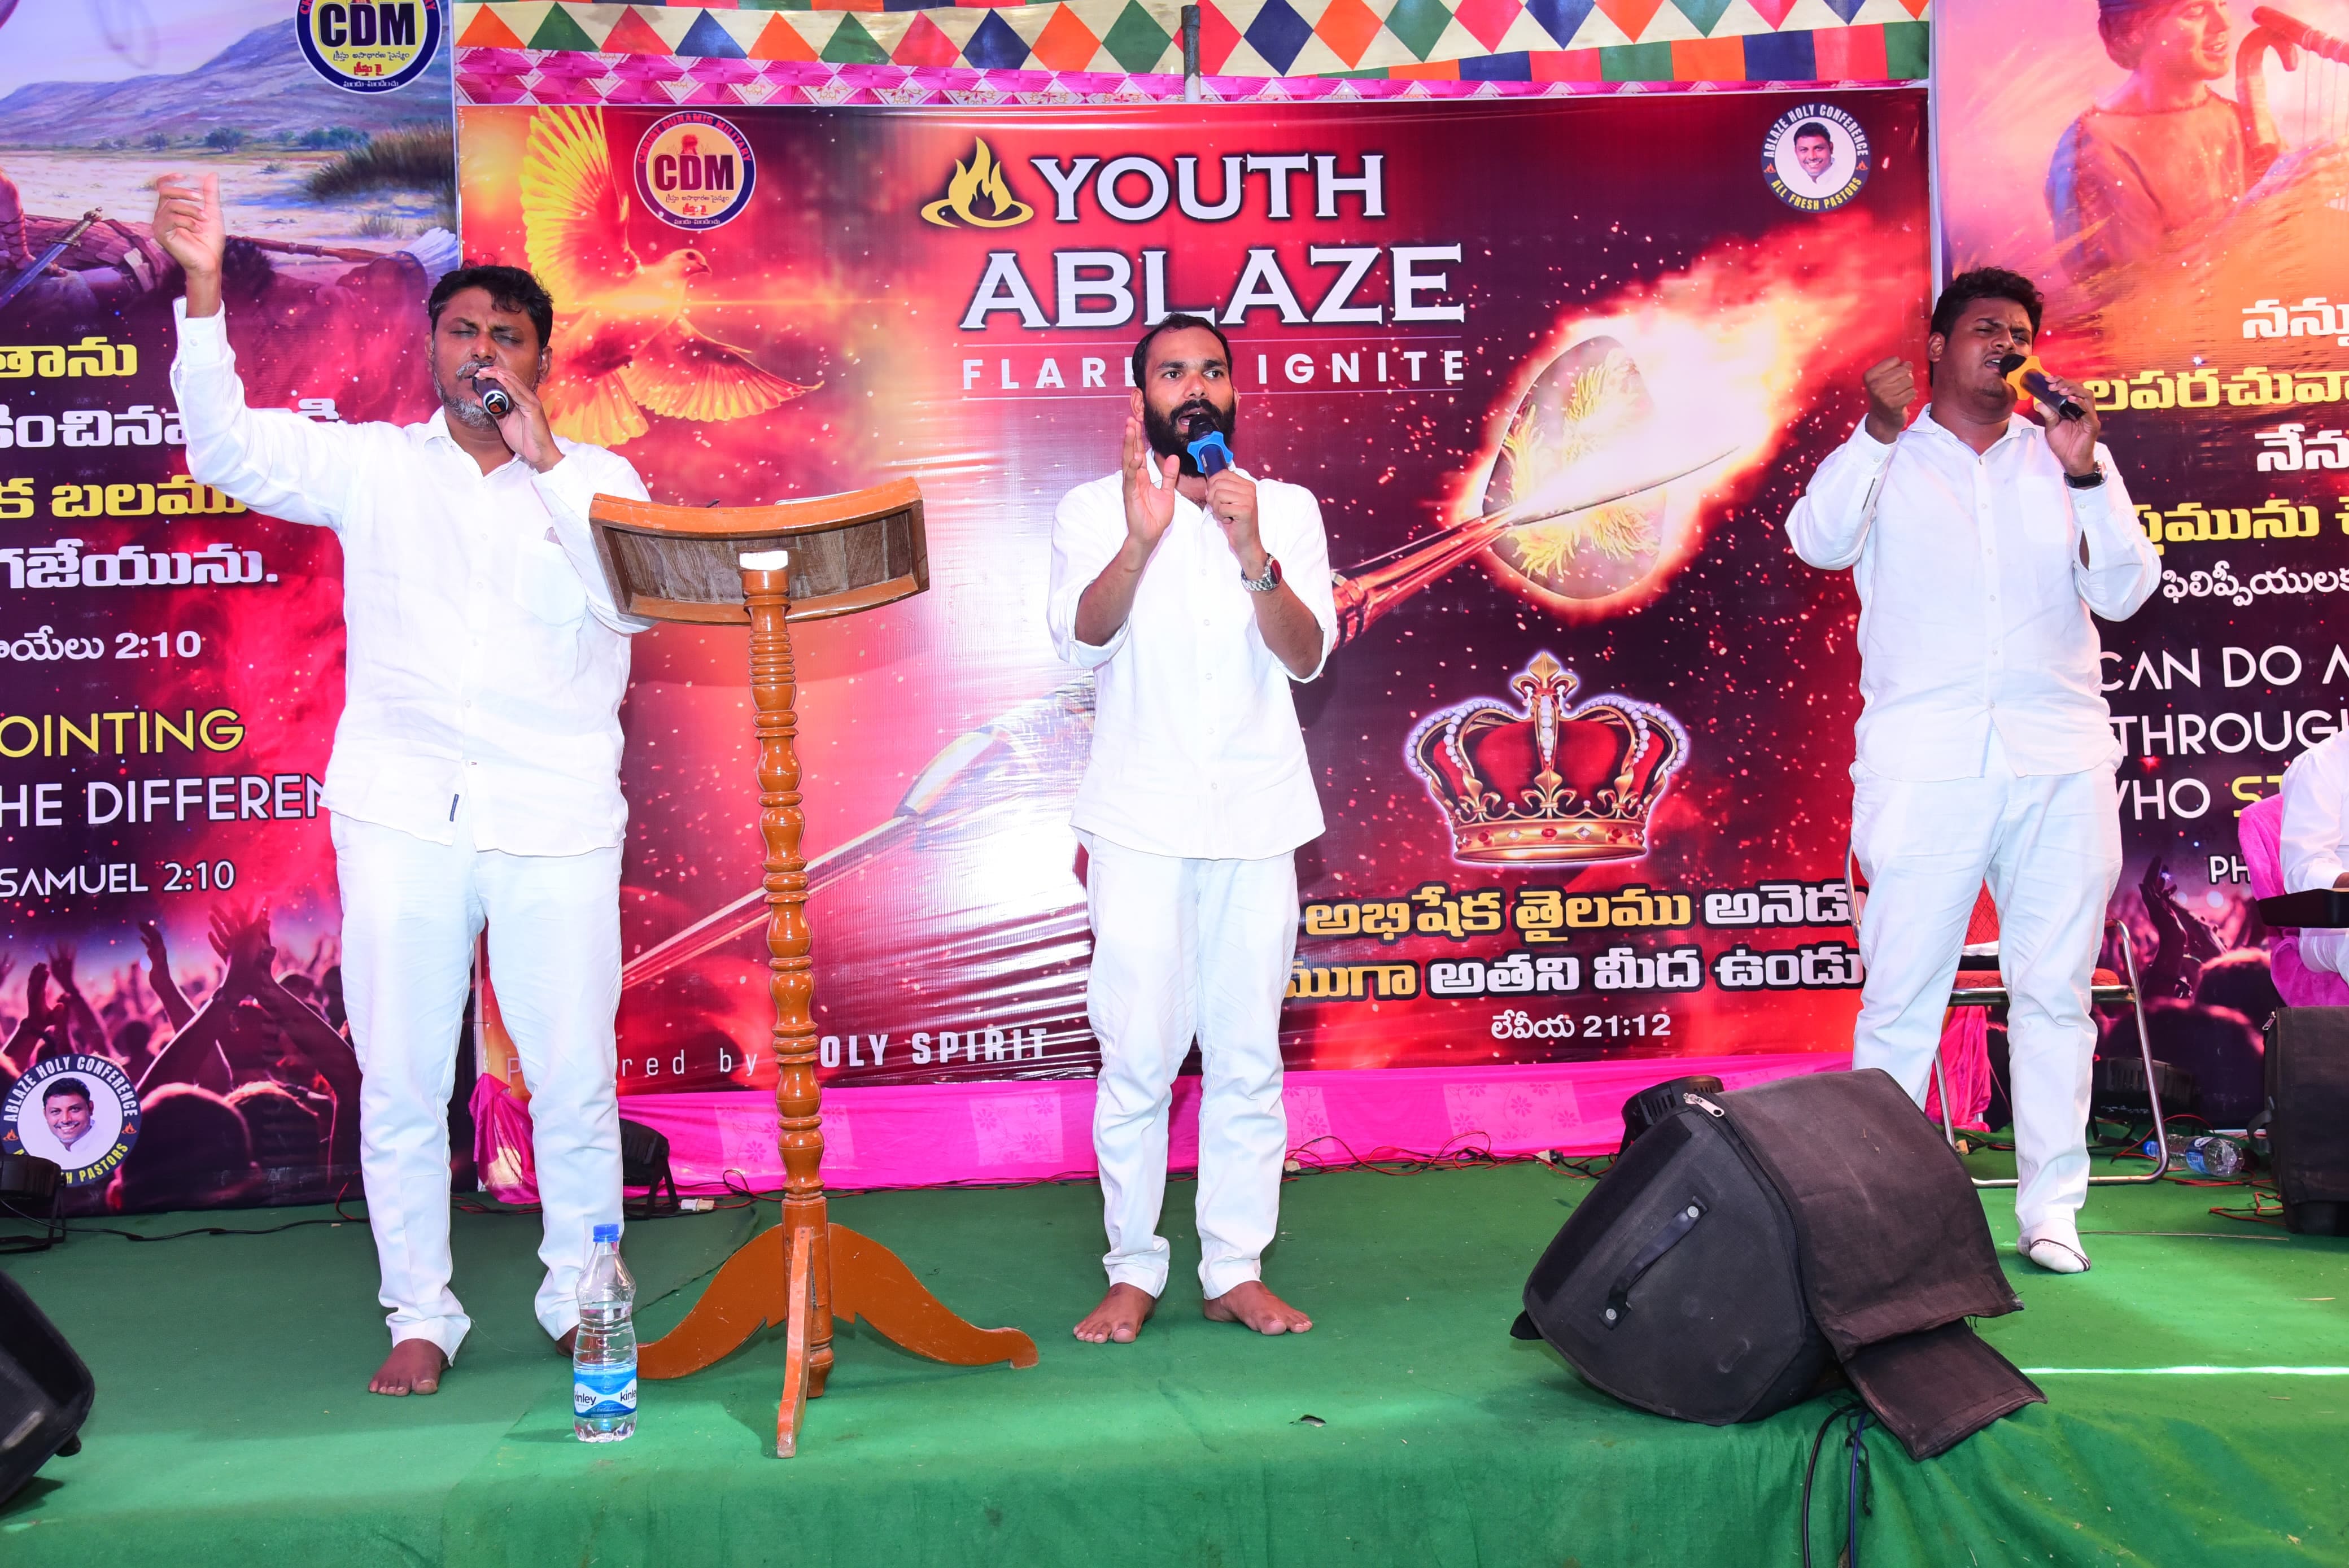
586, 481, 1037, 1457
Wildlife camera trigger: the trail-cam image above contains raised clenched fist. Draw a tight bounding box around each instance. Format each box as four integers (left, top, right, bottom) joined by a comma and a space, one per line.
1863, 356, 1916, 443
152, 172, 225, 279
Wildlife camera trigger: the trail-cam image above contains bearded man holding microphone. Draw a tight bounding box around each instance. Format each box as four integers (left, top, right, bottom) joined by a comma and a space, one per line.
1787, 267, 2161, 1277
154, 172, 653, 1396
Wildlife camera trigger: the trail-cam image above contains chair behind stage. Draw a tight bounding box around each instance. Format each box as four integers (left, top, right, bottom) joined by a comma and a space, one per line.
2238, 790, 2349, 1008
1842, 852, 2169, 1187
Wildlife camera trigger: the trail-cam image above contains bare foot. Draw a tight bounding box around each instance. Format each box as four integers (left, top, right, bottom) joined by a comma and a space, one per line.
369, 1339, 448, 1396
1073, 1282, 1157, 1343
556, 1326, 579, 1355
1203, 1280, 1312, 1335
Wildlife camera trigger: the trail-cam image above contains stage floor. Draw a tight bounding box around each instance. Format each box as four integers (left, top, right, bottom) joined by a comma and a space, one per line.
4, 1159, 2346, 1566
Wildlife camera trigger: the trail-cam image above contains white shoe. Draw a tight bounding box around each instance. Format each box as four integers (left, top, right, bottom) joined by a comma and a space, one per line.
2020, 1235, 2091, 1274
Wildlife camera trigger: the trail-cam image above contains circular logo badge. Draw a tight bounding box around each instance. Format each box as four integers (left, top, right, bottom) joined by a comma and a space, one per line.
3, 1055, 140, 1187
296, 0, 443, 94
1762, 103, 1870, 214
634, 112, 757, 232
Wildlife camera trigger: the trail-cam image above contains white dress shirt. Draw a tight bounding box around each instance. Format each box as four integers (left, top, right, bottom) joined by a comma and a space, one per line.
1785, 408, 2160, 781
1046, 466, 1338, 861
2280, 731, 2349, 893
172, 300, 654, 856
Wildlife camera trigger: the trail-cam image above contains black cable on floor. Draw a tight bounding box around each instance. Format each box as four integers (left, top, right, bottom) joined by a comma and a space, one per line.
1801, 1400, 1872, 1568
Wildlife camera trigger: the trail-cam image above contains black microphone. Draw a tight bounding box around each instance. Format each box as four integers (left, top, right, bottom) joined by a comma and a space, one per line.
1187, 429, 1233, 475
468, 362, 513, 419
1997, 353, 2086, 421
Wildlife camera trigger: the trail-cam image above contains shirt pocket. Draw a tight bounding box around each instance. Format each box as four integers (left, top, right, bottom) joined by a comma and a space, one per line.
515, 536, 590, 626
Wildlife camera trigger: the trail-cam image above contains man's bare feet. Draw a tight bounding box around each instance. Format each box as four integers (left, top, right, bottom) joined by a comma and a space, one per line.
1073, 1282, 1157, 1343
1203, 1280, 1312, 1335
369, 1339, 448, 1396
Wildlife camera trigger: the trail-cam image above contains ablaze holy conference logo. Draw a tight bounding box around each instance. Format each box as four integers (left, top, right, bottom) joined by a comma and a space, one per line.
921, 140, 1035, 229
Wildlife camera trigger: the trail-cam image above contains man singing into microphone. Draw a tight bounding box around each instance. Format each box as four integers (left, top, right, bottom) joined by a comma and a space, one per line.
1787, 268, 2160, 1275
155, 173, 653, 1395
1047, 314, 1337, 1344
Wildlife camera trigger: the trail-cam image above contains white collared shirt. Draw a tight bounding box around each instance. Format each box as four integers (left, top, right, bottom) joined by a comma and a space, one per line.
1785, 407, 2160, 781
1046, 467, 1338, 861
171, 300, 654, 856
2280, 731, 2349, 893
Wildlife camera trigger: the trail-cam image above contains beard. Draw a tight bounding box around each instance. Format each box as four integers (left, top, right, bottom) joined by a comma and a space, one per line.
434, 364, 500, 431
1143, 395, 1237, 477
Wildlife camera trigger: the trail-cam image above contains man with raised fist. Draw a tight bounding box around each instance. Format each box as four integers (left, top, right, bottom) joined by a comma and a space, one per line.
154, 172, 652, 1396
1786, 267, 2160, 1277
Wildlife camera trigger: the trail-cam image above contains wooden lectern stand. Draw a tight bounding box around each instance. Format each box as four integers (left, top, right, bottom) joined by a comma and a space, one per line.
586, 480, 1037, 1457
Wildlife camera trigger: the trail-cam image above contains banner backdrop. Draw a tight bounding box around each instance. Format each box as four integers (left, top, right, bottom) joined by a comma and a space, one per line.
0, 5, 455, 1210
455, 91, 1932, 1102
1937, 0, 2349, 1121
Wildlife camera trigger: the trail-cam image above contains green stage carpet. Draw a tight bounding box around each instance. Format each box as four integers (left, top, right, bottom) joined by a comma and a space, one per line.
3, 1159, 2345, 1566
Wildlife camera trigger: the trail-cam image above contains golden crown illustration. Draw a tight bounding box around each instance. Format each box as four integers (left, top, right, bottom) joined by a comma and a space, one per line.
1407, 653, 1689, 864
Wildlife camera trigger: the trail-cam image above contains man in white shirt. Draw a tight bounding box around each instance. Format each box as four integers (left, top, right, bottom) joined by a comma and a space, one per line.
155, 174, 653, 1395
1788, 122, 1840, 194
32, 1078, 101, 1168
2280, 731, 2349, 975
1787, 268, 2160, 1276
1047, 315, 1337, 1344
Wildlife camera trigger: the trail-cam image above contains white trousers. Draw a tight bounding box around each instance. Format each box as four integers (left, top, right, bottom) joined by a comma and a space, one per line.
333, 808, 624, 1359
1849, 736, 2122, 1241
2302, 928, 2349, 975
1080, 832, 1298, 1299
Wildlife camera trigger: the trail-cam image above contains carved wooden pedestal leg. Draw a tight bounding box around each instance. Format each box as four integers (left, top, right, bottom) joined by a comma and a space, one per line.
636, 560, 1036, 1457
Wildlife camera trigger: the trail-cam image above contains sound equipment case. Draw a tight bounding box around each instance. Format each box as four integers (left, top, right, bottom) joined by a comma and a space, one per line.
0, 1268, 92, 1505
2265, 1008, 2349, 1235
1516, 1069, 2043, 1458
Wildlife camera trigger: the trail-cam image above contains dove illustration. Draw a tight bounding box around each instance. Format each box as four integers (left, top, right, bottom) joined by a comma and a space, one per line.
518, 106, 814, 448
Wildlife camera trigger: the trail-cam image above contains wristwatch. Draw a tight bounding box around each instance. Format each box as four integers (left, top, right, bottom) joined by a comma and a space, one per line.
1242, 554, 1282, 593
2064, 464, 2107, 490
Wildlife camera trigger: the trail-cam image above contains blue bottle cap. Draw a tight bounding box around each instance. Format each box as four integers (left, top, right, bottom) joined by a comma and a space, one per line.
593, 1223, 621, 1244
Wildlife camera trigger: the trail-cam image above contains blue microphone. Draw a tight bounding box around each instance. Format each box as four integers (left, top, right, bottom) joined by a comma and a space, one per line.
1186, 430, 1233, 475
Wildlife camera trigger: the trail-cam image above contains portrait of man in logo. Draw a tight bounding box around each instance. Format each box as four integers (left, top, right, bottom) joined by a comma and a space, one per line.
1763, 104, 1871, 213
4, 1056, 139, 1185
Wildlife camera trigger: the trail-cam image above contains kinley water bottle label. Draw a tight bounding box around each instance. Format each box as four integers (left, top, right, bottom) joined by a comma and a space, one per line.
574, 1364, 638, 1419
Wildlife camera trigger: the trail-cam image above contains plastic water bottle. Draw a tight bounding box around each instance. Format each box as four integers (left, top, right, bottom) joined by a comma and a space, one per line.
2143, 1133, 2246, 1177
573, 1222, 638, 1443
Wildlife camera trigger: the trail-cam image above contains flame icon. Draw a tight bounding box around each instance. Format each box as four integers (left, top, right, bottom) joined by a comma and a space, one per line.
920, 139, 1035, 229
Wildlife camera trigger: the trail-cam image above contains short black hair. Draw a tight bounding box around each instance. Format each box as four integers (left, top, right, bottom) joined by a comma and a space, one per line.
43, 1076, 91, 1107
1132, 313, 1233, 391
1792, 122, 1833, 144
1930, 266, 2044, 342
428, 265, 555, 352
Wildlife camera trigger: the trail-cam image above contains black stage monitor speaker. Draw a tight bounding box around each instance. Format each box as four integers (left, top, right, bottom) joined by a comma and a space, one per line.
1516, 1068, 2043, 1459
1616, 1074, 1724, 1155
2265, 1008, 2349, 1235
0, 1268, 93, 1506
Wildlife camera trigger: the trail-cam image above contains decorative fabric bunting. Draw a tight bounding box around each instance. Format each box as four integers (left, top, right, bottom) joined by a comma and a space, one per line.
454, 0, 1927, 100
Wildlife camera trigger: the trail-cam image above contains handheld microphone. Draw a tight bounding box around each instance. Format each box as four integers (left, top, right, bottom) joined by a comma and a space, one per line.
469, 362, 514, 419
1186, 430, 1233, 476
1997, 353, 2085, 422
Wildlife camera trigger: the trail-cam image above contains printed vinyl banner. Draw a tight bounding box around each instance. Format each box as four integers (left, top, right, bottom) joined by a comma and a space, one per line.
1938, 0, 2349, 1112
454, 92, 1933, 1097
0, 4, 455, 1211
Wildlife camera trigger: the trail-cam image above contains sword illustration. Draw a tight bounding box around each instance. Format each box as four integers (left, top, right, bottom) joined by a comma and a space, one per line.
0, 208, 98, 315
